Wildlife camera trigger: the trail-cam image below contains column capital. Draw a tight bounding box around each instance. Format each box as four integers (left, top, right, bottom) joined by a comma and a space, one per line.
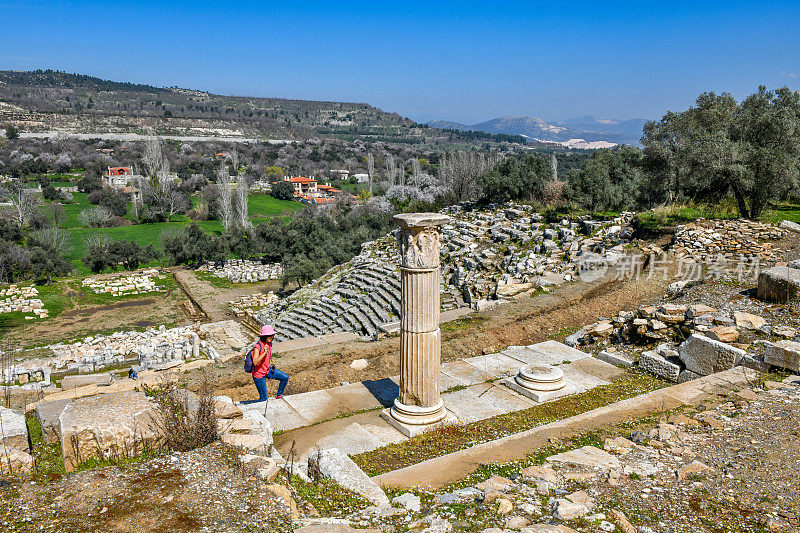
394, 213, 450, 270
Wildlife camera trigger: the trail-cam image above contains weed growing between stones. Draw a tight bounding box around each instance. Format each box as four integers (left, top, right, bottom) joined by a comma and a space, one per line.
145, 370, 218, 452
290, 473, 371, 518
352, 372, 667, 476
25, 413, 65, 483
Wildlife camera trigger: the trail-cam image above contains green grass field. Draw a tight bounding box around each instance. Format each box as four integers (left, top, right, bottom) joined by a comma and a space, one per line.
55, 194, 300, 272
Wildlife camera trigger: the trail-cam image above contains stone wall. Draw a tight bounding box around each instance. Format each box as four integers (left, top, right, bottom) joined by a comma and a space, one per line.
672, 219, 783, 262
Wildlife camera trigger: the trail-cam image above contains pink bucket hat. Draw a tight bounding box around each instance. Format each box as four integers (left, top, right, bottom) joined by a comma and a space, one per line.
260, 325, 276, 336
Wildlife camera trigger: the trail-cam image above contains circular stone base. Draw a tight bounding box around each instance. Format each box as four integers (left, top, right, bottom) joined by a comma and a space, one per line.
515, 364, 565, 392
389, 398, 447, 426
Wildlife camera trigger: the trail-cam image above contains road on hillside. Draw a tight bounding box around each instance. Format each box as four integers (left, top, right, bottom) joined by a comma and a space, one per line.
20, 131, 293, 144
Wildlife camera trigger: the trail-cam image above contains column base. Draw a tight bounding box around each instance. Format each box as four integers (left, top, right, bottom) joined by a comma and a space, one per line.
380, 398, 450, 437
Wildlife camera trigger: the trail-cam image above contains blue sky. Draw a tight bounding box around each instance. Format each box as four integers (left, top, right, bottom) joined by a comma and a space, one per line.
1, 1, 798, 124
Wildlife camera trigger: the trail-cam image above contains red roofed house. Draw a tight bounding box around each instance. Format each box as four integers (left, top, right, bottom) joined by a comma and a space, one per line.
285, 176, 317, 196
105, 167, 134, 189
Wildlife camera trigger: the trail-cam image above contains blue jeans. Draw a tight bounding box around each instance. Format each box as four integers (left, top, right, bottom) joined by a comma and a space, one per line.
253, 367, 289, 400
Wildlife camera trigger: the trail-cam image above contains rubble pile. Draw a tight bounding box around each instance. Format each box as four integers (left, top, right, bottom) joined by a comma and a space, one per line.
0, 284, 47, 319
672, 219, 783, 262
257, 204, 634, 341
48, 325, 201, 373
200, 259, 282, 283
228, 291, 279, 317
573, 298, 800, 382
81, 268, 166, 297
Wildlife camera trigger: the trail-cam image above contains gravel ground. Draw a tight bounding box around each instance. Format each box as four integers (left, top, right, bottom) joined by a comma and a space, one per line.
0, 443, 296, 532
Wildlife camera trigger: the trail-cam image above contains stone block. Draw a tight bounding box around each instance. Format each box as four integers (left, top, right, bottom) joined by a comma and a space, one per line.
764, 340, 800, 372
678, 334, 746, 375
596, 350, 633, 368
60, 373, 112, 390
638, 350, 682, 382
313, 448, 390, 507
733, 311, 766, 330
0, 407, 28, 452
757, 266, 800, 303
35, 399, 72, 444
706, 326, 739, 343
677, 370, 703, 383
779, 219, 800, 233
59, 391, 162, 471
0, 445, 34, 476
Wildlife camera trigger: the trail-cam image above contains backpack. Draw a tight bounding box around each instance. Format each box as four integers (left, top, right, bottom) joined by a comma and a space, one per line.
244, 343, 258, 373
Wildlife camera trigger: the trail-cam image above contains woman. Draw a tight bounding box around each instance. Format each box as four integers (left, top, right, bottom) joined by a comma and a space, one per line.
251, 325, 289, 400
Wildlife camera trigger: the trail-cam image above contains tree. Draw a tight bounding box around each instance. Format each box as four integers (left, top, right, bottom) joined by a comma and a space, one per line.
478, 153, 552, 203
108, 240, 159, 271
78, 206, 113, 227
270, 181, 295, 201
82, 233, 114, 273
641, 86, 800, 219
217, 163, 234, 230
162, 222, 226, 266
565, 146, 643, 212
3, 181, 41, 228
4, 126, 19, 140
366, 152, 375, 194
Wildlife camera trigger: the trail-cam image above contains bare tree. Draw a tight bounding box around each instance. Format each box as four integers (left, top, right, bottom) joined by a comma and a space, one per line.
366, 153, 375, 194
143, 138, 168, 179
385, 156, 396, 186
439, 151, 502, 202
411, 158, 421, 187
4, 181, 40, 228
235, 176, 251, 229
217, 163, 234, 231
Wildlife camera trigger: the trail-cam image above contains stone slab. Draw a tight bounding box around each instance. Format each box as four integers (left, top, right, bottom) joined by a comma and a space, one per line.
60, 373, 112, 390
462, 353, 525, 378
547, 445, 621, 470
243, 399, 311, 432
316, 447, 390, 507
442, 384, 510, 422
0, 407, 29, 452
326, 382, 386, 412
35, 398, 72, 444
361, 378, 400, 408
283, 390, 349, 425
440, 360, 497, 386
59, 390, 161, 471
566, 357, 624, 382
440, 307, 474, 323
596, 350, 634, 368
529, 341, 591, 363
307, 422, 388, 457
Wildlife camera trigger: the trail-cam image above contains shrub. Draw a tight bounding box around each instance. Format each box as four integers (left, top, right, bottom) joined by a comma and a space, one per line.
78, 206, 113, 227
146, 375, 218, 452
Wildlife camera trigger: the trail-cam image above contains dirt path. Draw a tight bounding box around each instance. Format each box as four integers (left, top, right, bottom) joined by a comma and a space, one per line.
197, 265, 674, 402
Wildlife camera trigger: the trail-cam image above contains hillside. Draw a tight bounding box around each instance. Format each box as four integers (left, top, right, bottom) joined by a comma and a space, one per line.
0, 70, 454, 145
429, 114, 648, 146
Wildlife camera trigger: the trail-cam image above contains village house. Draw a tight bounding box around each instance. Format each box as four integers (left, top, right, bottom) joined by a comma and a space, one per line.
284, 176, 318, 196
353, 173, 370, 183
104, 166, 134, 189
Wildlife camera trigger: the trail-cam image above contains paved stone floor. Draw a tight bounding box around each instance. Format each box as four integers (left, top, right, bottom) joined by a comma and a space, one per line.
264, 341, 622, 464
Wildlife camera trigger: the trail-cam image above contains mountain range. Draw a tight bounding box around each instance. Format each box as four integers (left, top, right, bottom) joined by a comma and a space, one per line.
428, 115, 648, 146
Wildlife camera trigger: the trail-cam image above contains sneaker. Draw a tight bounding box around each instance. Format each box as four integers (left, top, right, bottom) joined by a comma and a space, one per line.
275, 394, 283, 399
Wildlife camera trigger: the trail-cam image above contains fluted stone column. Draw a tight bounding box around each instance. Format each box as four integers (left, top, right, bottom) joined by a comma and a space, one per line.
386, 212, 450, 429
